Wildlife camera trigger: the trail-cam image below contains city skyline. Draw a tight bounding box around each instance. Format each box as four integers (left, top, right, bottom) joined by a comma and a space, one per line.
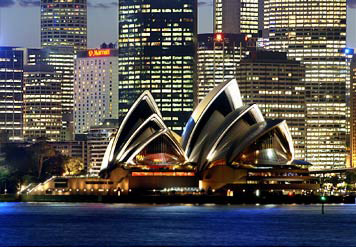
1, 0, 356, 49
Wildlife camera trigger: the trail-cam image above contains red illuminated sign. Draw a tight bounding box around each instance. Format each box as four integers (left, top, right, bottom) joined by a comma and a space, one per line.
214, 33, 224, 42
88, 49, 111, 57
131, 172, 195, 177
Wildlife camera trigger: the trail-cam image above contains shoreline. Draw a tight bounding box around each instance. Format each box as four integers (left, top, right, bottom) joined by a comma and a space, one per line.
1, 194, 355, 204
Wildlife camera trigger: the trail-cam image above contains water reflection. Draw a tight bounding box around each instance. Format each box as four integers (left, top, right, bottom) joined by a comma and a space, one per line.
0, 203, 355, 246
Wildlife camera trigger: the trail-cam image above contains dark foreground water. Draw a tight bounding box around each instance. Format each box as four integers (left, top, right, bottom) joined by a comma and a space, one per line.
0, 203, 356, 246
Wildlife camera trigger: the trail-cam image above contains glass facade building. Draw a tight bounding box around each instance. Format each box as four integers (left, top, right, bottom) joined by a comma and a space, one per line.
351, 58, 356, 168
23, 65, 62, 141
0, 47, 24, 142
118, 0, 197, 134
264, 0, 349, 169
26, 47, 75, 141
40, 0, 87, 52
197, 33, 250, 102
214, 0, 259, 37
236, 51, 306, 160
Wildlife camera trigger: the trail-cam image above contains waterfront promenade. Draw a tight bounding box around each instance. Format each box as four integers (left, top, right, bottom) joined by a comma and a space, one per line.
1, 194, 355, 204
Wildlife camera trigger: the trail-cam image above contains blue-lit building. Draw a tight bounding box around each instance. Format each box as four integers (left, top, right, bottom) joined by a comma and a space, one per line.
118, 0, 197, 134
0, 47, 24, 142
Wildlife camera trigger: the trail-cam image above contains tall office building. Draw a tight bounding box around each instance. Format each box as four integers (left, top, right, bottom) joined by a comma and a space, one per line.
40, 0, 87, 52
0, 47, 24, 142
23, 65, 62, 141
264, 0, 349, 169
26, 47, 75, 140
118, 0, 197, 133
350, 58, 356, 168
40, 0, 85, 139
74, 47, 119, 134
237, 51, 306, 160
197, 33, 250, 101
214, 0, 259, 37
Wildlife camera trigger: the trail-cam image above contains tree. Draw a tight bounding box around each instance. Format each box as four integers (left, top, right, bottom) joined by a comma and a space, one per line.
40, 154, 66, 180
1, 143, 37, 193
346, 170, 356, 184
0, 166, 10, 193
0, 166, 10, 182
63, 157, 84, 176
30, 141, 56, 178
0, 142, 57, 193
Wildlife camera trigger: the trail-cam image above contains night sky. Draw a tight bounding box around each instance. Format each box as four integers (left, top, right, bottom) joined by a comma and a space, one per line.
0, 0, 355, 49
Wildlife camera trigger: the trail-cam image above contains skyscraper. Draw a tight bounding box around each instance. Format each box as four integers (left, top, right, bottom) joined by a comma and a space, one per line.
264, 0, 349, 169
40, 0, 84, 140
0, 47, 24, 142
26, 47, 75, 140
40, 0, 87, 52
23, 65, 62, 141
118, 0, 197, 133
197, 33, 249, 101
214, 0, 259, 37
74, 47, 119, 134
350, 57, 356, 168
237, 51, 306, 160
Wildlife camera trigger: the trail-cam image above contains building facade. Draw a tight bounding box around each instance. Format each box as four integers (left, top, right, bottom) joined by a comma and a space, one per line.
23, 65, 62, 141
40, 0, 87, 52
264, 0, 349, 169
26, 47, 75, 140
0, 47, 24, 142
236, 51, 306, 160
214, 0, 259, 37
118, 0, 197, 134
49, 140, 88, 170
351, 58, 356, 168
86, 120, 119, 176
74, 48, 119, 134
197, 33, 251, 101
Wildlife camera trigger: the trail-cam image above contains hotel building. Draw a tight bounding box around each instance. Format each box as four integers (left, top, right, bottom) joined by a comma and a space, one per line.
236, 51, 306, 160
264, 0, 349, 169
23, 65, 62, 141
214, 0, 259, 37
74, 48, 119, 134
40, 0, 87, 52
118, 0, 197, 133
0, 47, 24, 142
197, 33, 251, 102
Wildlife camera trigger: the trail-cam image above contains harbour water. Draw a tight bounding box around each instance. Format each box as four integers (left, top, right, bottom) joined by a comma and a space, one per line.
0, 202, 355, 246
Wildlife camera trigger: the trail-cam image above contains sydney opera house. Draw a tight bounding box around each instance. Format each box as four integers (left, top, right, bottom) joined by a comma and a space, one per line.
97, 79, 318, 194
27, 79, 319, 196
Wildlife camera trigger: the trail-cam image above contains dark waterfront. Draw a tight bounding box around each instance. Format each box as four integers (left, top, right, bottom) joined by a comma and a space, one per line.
0, 203, 356, 247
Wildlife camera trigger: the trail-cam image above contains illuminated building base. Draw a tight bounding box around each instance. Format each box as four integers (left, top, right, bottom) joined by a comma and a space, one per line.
26, 164, 319, 196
